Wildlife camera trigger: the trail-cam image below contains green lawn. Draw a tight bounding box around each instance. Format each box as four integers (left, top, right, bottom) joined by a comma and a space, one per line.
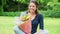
0, 16, 60, 34
0, 16, 15, 34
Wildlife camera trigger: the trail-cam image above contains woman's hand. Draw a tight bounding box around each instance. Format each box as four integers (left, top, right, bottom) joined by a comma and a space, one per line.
34, 29, 43, 34
34, 32, 39, 34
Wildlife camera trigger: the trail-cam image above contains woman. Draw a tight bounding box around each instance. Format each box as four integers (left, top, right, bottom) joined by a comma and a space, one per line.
14, 1, 48, 34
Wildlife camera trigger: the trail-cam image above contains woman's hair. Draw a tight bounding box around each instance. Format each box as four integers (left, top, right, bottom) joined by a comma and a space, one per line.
28, 1, 39, 15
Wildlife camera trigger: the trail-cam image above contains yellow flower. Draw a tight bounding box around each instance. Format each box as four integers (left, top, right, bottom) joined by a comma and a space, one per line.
22, 14, 30, 21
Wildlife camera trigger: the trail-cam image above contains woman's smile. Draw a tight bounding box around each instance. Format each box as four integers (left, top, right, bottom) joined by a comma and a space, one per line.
28, 3, 36, 13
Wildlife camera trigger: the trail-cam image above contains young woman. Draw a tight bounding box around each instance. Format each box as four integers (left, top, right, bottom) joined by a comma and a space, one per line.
14, 1, 48, 34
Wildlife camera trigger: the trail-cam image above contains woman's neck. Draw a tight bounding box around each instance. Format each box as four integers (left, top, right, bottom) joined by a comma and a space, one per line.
30, 12, 36, 15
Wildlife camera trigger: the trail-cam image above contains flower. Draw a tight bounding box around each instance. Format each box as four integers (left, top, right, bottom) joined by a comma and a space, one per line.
22, 14, 30, 21
21, 14, 30, 24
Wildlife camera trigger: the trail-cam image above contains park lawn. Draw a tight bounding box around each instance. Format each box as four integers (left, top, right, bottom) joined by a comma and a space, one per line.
44, 17, 60, 34
0, 16, 60, 34
0, 16, 15, 34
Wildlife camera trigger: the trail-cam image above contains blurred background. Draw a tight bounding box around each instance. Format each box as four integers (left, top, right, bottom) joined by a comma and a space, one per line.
0, 0, 60, 34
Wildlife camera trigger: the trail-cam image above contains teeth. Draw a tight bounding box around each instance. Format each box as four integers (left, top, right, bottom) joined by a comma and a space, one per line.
30, 9, 34, 10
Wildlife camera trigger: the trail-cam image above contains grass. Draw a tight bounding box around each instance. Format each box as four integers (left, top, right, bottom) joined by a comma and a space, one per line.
0, 16, 15, 34
0, 16, 60, 34
44, 17, 60, 34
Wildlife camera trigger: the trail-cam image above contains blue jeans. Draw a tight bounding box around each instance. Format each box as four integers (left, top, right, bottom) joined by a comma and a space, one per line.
14, 25, 25, 34
14, 26, 48, 34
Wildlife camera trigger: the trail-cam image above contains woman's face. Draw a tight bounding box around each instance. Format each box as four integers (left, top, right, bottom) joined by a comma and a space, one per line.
28, 3, 37, 13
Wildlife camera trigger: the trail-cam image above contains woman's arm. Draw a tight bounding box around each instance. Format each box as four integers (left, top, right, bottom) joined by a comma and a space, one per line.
34, 14, 44, 34
39, 14, 44, 30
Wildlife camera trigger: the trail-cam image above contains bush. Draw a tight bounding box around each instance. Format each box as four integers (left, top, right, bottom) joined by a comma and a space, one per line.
0, 10, 60, 18
39, 10, 60, 18
1, 12, 21, 17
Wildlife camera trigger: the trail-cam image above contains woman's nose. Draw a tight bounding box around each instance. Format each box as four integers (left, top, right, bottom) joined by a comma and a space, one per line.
30, 7, 33, 9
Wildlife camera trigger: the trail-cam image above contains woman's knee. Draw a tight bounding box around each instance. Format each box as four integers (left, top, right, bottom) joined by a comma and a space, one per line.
13, 25, 25, 34
13, 25, 19, 31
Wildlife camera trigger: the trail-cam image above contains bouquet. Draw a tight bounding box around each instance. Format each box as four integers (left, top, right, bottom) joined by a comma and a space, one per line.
21, 14, 30, 24
20, 14, 31, 34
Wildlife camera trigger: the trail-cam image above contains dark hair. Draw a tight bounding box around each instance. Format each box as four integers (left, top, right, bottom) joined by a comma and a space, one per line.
28, 1, 39, 15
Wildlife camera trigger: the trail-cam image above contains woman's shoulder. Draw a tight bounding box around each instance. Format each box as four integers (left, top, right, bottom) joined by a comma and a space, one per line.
37, 14, 43, 19
20, 11, 28, 15
19, 11, 27, 17
37, 14, 43, 17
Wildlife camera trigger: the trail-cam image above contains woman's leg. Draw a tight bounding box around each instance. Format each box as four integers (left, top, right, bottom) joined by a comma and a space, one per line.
13, 25, 25, 34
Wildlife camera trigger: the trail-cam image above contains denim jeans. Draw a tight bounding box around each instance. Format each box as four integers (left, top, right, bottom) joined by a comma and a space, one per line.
14, 26, 48, 34
14, 25, 25, 34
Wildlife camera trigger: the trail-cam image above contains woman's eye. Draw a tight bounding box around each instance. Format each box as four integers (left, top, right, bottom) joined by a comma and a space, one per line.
29, 6, 31, 7
29, 6, 34, 7
32, 6, 34, 7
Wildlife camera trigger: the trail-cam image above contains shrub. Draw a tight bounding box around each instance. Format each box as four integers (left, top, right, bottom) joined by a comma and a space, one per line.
1, 12, 21, 17
40, 10, 60, 18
